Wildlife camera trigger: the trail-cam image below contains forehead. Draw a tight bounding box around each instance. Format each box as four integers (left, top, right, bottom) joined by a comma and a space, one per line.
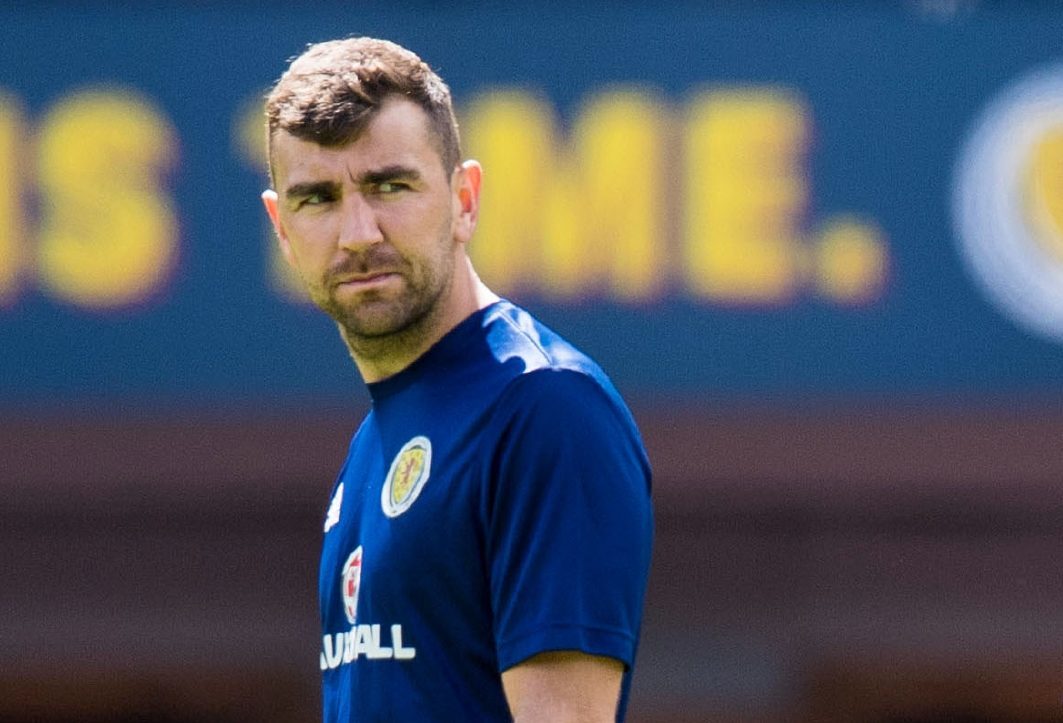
271, 98, 444, 187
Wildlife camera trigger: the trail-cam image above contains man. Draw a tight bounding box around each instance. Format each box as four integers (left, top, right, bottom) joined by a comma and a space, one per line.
261, 37, 653, 722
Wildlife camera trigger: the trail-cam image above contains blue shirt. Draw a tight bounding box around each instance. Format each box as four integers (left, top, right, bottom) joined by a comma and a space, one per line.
318, 300, 653, 722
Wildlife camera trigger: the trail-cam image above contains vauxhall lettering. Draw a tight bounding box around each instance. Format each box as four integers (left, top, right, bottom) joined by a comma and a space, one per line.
319, 624, 417, 671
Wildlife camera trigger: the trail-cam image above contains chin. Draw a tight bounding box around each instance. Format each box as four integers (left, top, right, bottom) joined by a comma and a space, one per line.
335, 304, 426, 340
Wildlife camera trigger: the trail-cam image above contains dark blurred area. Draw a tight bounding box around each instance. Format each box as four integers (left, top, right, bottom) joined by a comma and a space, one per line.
3, 1, 1063, 721
5, 404, 1063, 722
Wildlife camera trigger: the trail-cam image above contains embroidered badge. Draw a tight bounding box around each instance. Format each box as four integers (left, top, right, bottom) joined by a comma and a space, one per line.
324, 482, 344, 533
341, 546, 363, 625
381, 436, 432, 518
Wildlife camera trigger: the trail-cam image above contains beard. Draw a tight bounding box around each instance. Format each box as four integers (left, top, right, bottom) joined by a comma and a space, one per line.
311, 242, 454, 344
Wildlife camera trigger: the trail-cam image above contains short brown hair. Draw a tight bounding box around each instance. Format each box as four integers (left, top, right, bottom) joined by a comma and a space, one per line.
265, 37, 461, 182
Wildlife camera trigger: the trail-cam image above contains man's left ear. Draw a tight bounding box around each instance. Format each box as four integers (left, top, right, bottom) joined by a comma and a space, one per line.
453, 160, 482, 244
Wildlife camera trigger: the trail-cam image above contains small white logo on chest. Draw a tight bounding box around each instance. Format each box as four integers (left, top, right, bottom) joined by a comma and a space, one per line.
324, 482, 344, 533
381, 436, 432, 518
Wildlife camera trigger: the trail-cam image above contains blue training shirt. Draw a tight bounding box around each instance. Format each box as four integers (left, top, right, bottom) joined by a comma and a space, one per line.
318, 300, 653, 722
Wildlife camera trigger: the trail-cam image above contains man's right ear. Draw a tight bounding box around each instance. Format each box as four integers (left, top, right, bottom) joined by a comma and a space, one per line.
261, 190, 297, 268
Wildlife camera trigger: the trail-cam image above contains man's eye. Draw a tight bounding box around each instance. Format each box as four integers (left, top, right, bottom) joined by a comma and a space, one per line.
376, 182, 407, 194
296, 193, 330, 209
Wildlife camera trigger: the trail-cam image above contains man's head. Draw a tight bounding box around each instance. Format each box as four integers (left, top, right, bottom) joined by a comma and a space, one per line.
261, 37, 486, 382
265, 37, 461, 183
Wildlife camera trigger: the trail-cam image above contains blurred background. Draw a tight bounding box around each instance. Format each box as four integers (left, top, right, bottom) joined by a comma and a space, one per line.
3, 1, 1063, 721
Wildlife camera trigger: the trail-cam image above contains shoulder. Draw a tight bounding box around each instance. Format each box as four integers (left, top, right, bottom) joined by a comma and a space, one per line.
471, 302, 650, 481
479, 301, 642, 440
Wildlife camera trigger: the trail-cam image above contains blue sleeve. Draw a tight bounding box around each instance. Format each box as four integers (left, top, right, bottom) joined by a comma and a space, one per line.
483, 368, 653, 672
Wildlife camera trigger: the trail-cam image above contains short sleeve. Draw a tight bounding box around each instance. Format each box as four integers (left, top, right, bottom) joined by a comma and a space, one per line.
483, 369, 653, 672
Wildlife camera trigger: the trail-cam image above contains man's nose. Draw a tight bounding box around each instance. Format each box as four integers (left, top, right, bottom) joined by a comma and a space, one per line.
338, 193, 385, 250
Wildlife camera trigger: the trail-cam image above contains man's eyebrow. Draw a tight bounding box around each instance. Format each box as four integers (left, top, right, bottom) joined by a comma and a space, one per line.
285, 180, 339, 200
358, 165, 422, 185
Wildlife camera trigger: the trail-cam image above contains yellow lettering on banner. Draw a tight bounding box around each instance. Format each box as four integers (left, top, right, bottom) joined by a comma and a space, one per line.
463, 89, 663, 301
683, 90, 808, 304
1025, 126, 1063, 263
234, 98, 308, 302
462, 91, 555, 294
814, 217, 888, 304
0, 92, 25, 307
36, 90, 178, 308
550, 91, 664, 300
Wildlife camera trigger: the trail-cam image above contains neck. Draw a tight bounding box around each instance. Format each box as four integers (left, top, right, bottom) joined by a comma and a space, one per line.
345, 259, 498, 383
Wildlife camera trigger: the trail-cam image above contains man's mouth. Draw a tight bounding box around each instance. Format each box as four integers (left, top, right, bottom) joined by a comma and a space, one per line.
333, 272, 400, 291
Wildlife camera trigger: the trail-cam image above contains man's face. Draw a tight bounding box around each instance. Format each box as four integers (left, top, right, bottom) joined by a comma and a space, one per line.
266, 98, 460, 340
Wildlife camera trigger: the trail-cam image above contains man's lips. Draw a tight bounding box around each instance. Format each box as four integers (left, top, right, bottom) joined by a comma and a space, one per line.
333, 272, 400, 290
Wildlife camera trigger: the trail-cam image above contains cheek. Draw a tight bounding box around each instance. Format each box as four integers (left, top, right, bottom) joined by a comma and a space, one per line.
284, 220, 335, 262
381, 204, 451, 251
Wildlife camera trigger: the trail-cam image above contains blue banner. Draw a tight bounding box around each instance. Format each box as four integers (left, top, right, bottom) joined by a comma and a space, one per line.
2, 2, 1063, 404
